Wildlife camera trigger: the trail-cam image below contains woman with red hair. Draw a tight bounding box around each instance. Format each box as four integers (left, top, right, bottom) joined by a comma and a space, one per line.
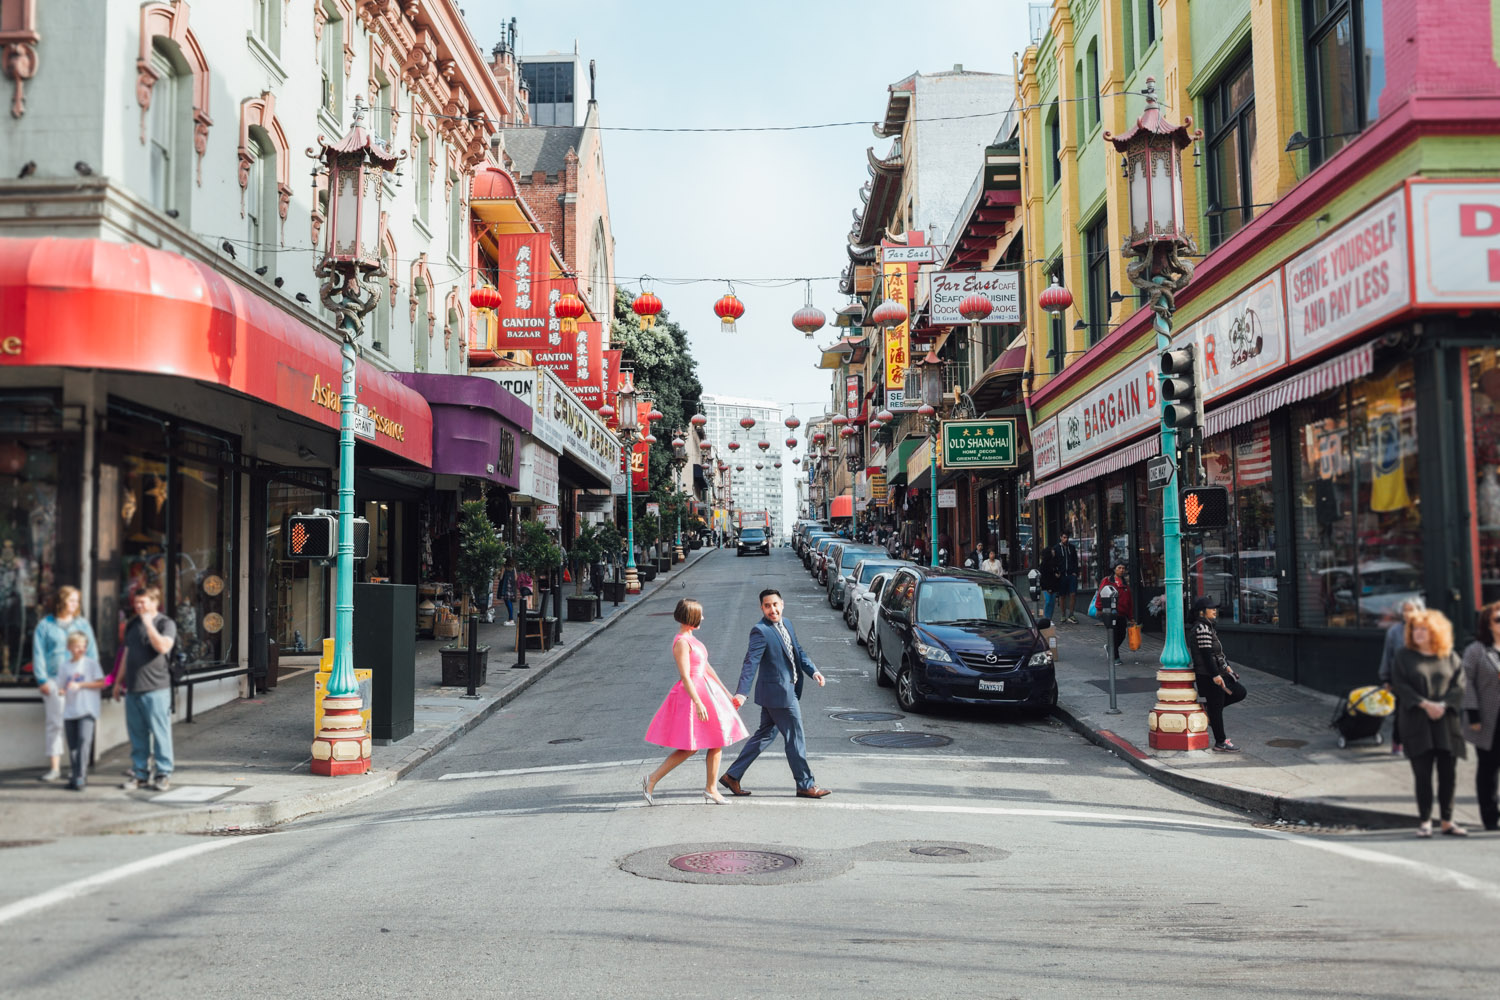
1391, 608, 1468, 837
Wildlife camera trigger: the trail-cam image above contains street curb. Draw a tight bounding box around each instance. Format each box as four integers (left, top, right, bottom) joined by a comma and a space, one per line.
1051, 699, 1415, 830
84, 549, 723, 837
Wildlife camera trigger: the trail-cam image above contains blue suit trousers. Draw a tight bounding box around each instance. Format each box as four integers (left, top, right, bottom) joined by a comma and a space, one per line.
726, 703, 814, 790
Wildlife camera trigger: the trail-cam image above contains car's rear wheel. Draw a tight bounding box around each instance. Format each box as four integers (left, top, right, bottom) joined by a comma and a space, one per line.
844, 603, 856, 629
896, 659, 925, 712
865, 626, 879, 661
874, 641, 894, 687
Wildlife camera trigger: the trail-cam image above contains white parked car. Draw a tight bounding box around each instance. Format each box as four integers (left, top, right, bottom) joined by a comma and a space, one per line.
854, 571, 895, 657
843, 557, 911, 628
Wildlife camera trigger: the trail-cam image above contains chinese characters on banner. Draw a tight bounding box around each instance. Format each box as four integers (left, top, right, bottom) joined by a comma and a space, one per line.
844, 374, 863, 420
494, 233, 561, 352
631, 399, 652, 490
598, 349, 623, 423
564, 320, 604, 406
882, 255, 909, 407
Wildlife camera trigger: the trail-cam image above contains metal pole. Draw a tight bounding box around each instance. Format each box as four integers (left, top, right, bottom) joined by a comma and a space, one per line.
329, 332, 358, 700
624, 433, 639, 593
512, 595, 529, 669
465, 610, 479, 697
1154, 285, 1192, 674
1105, 590, 1121, 714
929, 420, 939, 568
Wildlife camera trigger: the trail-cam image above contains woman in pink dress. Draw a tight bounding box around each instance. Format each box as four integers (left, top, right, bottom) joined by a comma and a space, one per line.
643, 599, 748, 805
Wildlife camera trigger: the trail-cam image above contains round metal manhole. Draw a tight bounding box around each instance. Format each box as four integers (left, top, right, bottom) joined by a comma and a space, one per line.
1265, 738, 1308, 749
830, 711, 906, 723
910, 845, 970, 858
851, 731, 953, 749
668, 850, 800, 875
548, 737, 583, 744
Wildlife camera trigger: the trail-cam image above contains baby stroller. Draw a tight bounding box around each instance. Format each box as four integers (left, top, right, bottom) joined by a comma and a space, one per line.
1330, 685, 1394, 748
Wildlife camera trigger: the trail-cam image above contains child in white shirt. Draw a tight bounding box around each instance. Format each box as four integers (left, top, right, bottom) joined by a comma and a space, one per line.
61, 631, 107, 791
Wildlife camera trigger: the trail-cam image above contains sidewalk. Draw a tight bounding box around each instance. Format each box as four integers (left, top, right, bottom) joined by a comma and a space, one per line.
1050, 617, 1481, 829
0, 546, 720, 840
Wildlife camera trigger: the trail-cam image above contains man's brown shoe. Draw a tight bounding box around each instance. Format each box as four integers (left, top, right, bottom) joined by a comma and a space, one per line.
718, 774, 751, 796
796, 786, 832, 799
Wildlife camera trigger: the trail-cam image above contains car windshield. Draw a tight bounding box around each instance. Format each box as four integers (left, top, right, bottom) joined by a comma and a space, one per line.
857, 561, 899, 583
917, 580, 1032, 628
841, 548, 877, 570
741, 529, 765, 541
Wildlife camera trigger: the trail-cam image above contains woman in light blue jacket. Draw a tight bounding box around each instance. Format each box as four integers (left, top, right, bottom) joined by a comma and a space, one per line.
32, 586, 100, 781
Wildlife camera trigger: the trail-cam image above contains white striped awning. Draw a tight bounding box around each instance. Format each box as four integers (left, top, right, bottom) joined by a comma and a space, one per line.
1204, 342, 1374, 437
1028, 435, 1162, 501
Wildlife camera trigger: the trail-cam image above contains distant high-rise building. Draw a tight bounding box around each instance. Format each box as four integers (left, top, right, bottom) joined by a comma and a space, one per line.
519, 51, 589, 127
702, 394, 785, 540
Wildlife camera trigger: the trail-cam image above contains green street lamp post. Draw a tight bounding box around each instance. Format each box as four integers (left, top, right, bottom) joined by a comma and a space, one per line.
308, 97, 401, 775
1106, 78, 1211, 750
670, 431, 688, 562
616, 370, 642, 593
918, 352, 944, 568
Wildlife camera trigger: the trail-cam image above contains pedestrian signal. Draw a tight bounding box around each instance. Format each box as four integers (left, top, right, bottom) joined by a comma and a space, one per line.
1159, 346, 1202, 431
284, 513, 370, 559
1181, 486, 1230, 532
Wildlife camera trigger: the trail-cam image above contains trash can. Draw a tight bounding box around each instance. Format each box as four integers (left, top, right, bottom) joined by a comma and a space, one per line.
355, 582, 416, 744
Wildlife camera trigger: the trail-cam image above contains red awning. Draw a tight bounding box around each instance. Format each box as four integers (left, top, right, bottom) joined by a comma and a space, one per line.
0, 237, 431, 465
830, 494, 854, 519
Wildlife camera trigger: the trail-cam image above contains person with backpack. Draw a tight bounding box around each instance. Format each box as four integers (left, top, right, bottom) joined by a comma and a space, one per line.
1191, 596, 1247, 753
1096, 562, 1134, 666
112, 587, 177, 791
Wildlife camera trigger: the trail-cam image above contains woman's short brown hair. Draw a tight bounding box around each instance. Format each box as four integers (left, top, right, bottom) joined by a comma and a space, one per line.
1405, 608, 1455, 658
674, 598, 703, 627
1477, 600, 1500, 647
53, 585, 80, 616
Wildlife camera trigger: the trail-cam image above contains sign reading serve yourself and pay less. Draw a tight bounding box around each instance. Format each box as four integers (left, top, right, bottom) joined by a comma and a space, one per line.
939, 419, 1018, 469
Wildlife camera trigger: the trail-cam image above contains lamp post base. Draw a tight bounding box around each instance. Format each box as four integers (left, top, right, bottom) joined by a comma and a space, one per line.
1146, 669, 1212, 750
311, 693, 371, 776
625, 566, 641, 594
674, 543, 684, 563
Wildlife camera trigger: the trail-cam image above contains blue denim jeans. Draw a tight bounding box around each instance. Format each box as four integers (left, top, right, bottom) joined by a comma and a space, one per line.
1044, 591, 1057, 620
125, 688, 174, 779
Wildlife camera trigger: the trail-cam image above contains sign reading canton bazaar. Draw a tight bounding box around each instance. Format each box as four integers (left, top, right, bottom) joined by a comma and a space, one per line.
881, 258, 910, 401
940, 419, 1018, 469
564, 320, 604, 406
930, 271, 1022, 325
493, 233, 561, 350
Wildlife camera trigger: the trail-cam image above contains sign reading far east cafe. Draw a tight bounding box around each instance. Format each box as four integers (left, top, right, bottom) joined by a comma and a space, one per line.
940, 419, 1018, 469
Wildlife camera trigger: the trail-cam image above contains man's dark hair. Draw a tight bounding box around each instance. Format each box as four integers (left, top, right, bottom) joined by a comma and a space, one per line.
759, 588, 782, 603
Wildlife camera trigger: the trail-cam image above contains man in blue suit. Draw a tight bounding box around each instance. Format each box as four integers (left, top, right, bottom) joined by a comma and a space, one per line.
719, 589, 832, 799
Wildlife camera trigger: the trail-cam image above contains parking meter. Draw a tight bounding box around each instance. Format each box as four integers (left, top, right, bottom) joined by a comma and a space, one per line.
1098, 584, 1121, 714
1027, 568, 1041, 603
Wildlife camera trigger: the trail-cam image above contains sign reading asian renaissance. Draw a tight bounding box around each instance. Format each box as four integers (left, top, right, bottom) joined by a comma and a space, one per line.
1285, 190, 1408, 361
930, 271, 1021, 325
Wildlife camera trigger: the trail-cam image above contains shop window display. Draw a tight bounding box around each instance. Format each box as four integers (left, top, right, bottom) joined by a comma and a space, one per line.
1134, 467, 1164, 626
1060, 489, 1099, 589
1469, 348, 1500, 605
1293, 360, 1420, 628
0, 395, 67, 687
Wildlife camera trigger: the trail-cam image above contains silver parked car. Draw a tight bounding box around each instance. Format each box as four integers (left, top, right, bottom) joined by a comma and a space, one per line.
854, 571, 896, 657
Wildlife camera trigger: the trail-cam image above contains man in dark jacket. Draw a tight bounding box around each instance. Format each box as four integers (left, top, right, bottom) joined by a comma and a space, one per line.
1048, 532, 1081, 623
1192, 596, 1246, 752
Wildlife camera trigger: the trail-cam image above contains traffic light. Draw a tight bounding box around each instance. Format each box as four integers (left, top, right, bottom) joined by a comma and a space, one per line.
1181, 486, 1230, 532
1159, 345, 1203, 431
284, 513, 370, 559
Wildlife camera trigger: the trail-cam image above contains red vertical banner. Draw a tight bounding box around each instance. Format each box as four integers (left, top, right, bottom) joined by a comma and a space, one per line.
532, 275, 582, 380
566, 320, 604, 407
632, 400, 652, 490
601, 349, 623, 426
493, 233, 555, 351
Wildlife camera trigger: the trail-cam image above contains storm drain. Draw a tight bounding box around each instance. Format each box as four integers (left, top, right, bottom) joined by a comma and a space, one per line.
548, 737, 583, 744
830, 711, 906, 723
910, 845, 969, 857
669, 850, 799, 875
851, 731, 953, 749
1265, 738, 1308, 749
0, 839, 51, 849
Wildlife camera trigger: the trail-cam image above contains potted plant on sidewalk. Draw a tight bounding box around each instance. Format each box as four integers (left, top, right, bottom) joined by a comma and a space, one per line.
595, 521, 625, 604
440, 499, 507, 686
636, 513, 661, 582
514, 520, 562, 651
566, 523, 603, 622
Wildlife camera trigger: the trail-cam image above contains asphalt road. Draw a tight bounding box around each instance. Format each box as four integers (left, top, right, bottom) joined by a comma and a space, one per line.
3, 548, 1498, 999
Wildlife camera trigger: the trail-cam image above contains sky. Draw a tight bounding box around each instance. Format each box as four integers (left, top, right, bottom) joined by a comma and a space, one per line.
462, 1, 1034, 523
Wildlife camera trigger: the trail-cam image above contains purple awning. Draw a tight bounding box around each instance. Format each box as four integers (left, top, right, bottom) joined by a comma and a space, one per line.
391, 373, 531, 489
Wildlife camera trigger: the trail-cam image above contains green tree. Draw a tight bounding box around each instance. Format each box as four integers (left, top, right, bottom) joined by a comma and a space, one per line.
453, 499, 507, 647
514, 520, 562, 580
613, 288, 704, 495
569, 522, 604, 595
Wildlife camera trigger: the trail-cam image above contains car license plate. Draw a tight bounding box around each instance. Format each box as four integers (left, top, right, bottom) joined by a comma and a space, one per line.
978, 679, 1005, 693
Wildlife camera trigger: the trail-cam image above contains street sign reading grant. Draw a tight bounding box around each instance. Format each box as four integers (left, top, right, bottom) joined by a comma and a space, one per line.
939, 419, 1018, 469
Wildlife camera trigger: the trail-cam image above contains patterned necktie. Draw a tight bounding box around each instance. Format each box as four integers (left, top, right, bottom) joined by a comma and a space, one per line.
775, 621, 797, 685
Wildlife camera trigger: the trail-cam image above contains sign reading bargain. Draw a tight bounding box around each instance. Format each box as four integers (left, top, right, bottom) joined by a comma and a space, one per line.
1055, 352, 1159, 469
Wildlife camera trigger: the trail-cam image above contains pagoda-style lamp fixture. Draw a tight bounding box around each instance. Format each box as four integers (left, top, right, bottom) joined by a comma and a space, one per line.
616, 369, 641, 594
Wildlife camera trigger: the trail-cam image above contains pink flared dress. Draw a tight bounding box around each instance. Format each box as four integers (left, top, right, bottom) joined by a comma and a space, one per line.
644, 633, 749, 751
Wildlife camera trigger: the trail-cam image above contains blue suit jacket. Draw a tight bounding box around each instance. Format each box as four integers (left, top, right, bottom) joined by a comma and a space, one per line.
736, 618, 816, 709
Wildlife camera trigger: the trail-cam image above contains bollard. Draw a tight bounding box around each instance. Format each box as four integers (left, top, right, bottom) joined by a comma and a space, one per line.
466, 611, 480, 697
512, 598, 529, 669
1100, 585, 1121, 715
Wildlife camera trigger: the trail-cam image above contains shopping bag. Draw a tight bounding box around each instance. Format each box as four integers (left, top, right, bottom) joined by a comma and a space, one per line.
1128, 622, 1142, 652
1087, 589, 1100, 618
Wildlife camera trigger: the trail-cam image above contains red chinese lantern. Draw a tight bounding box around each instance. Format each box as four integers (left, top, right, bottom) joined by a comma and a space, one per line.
690, 413, 707, 428
598, 402, 616, 420
840, 426, 856, 438
757, 439, 770, 451
1038, 277, 1073, 315
714, 292, 745, 333
876, 409, 895, 423
727, 440, 740, 452
555, 291, 587, 334
735, 464, 745, 472
831, 414, 850, 427
670, 436, 686, 449
632, 290, 663, 329
792, 457, 801, 466
792, 304, 826, 339
647, 406, 664, 423
870, 298, 908, 329
739, 416, 757, 430
717, 461, 728, 472
784, 436, 798, 448
469, 285, 502, 311
784, 415, 801, 430
755, 462, 764, 470
642, 432, 657, 444
958, 294, 993, 324
774, 461, 783, 469
0, 442, 25, 477
812, 430, 827, 444
917, 403, 936, 418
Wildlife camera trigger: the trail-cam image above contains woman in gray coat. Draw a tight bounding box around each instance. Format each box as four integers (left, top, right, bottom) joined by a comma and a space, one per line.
1390, 608, 1468, 837
1461, 600, 1500, 831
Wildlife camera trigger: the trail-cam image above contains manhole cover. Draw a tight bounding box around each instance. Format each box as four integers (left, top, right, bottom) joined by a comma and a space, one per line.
548, 737, 583, 744
830, 711, 906, 722
910, 845, 969, 857
1266, 738, 1308, 748
668, 850, 799, 875
851, 732, 953, 749
0, 839, 51, 850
